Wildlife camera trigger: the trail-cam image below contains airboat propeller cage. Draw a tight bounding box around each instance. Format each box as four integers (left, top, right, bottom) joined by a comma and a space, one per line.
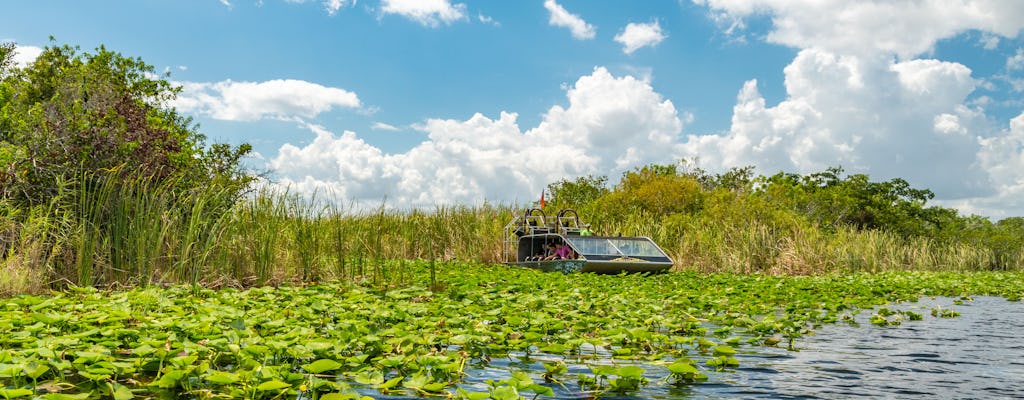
503, 208, 674, 273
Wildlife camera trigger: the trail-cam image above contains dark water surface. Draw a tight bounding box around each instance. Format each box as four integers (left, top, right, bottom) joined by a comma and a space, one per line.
378, 296, 1024, 399
718, 296, 1024, 399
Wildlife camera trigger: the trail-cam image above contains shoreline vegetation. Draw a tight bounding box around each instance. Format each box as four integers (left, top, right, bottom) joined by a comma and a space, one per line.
2, 41, 1023, 295
1, 165, 1023, 295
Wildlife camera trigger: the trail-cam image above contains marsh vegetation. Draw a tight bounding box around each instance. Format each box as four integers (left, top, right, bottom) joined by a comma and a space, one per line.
3, 40, 1024, 399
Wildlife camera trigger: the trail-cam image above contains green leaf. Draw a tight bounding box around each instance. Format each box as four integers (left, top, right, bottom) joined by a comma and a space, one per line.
379, 376, 403, 390
490, 385, 520, 400
667, 362, 697, 374
0, 388, 33, 399
303, 359, 342, 374
616, 365, 645, 379
525, 384, 554, 397
256, 380, 290, 391
148, 370, 186, 389
401, 374, 428, 389
423, 382, 447, 392
713, 345, 736, 356
109, 382, 134, 400
204, 371, 240, 385
24, 362, 50, 379
456, 389, 491, 400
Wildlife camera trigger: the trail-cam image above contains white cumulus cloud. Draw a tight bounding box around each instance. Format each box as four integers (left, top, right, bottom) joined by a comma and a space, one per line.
680, 49, 989, 199
694, 0, 1024, 58
683, 0, 1024, 217
614, 21, 666, 54
268, 67, 685, 208
946, 112, 1024, 217
172, 79, 360, 121
544, 0, 596, 40
380, 0, 467, 27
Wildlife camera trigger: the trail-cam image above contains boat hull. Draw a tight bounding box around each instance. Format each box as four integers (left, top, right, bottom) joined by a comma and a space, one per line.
509, 259, 672, 274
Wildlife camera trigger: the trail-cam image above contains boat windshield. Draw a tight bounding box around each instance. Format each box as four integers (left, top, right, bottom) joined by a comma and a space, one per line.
565, 236, 668, 258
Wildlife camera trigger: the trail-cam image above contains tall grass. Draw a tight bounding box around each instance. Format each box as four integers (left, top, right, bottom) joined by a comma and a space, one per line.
1, 174, 1021, 294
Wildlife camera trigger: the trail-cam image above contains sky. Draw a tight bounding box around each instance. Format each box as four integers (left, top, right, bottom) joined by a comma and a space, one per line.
3, 1, 1024, 218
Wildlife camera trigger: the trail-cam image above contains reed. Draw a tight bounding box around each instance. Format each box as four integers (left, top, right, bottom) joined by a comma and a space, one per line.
0, 178, 1020, 294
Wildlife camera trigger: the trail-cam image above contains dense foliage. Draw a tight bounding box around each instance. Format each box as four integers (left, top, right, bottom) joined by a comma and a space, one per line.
0, 40, 252, 207
0, 263, 1020, 399
0, 41, 255, 291
547, 162, 1024, 271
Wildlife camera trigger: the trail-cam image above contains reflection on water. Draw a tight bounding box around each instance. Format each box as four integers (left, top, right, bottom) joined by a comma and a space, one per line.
373, 297, 1024, 399
718, 296, 1024, 399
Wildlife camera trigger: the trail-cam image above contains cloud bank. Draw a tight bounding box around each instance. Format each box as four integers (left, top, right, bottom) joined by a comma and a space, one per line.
267, 67, 684, 208
172, 79, 361, 122
676, 0, 1024, 218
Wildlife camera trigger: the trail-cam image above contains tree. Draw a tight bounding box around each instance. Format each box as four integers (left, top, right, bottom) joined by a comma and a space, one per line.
0, 42, 15, 78
754, 167, 940, 236
0, 41, 252, 209
601, 163, 703, 216
546, 175, 609, 209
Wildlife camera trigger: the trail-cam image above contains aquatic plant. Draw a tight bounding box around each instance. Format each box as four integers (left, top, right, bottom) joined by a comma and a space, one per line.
1, 264, 1021, 398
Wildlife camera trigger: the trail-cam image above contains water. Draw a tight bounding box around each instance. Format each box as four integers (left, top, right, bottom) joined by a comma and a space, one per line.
726, 296, 1024, 399
372, 296, 1024, 399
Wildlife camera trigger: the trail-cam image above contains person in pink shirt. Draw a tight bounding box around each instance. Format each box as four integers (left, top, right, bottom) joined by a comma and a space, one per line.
554, 243, 574, 260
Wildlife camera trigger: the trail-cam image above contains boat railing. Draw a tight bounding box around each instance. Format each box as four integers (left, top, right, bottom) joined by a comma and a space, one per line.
555, 209, 582, 235
503, 208, 548, 262
504, 208, 592, 263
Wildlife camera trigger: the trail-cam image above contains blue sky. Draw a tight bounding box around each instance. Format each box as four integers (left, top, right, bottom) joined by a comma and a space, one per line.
4, 1, 1024, 217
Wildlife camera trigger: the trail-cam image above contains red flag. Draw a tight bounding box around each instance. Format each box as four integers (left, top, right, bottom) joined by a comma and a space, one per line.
540, 190, 546, 208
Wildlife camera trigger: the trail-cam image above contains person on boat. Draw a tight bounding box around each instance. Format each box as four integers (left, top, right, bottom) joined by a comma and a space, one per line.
530, 242, 554, 261
548, 242, 574, 260
580, 224, 594, 236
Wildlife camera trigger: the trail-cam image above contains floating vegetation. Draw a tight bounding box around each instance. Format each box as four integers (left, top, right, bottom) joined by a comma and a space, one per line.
1, 264, 1022, 399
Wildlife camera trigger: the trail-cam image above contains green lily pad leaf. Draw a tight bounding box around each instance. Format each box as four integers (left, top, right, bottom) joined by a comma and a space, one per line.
540, 343, 566, 354
148, 370, 186, 389
525, 384, 554, 397
39, 393, 92, 400
617, 365, 645, 379
379, 376, 403, 390
31, 313, 66, 326
456, 389, 491, 400
205, 371, 240, 385
319, 394, 361, 400
402, 374, 428, 389
229, 318, 246, 330
0, 388, 34, 399
256, 380, 291, 391
24, 362, 50, 380
490, 385, 520, 400
108, 382, 134, 400
423, 382, 448, 392
353, 370, 384, 385
713, 345, 736, 356
668, 362, 698, 374
78, 370, 112, 381
303, 359, 342, 374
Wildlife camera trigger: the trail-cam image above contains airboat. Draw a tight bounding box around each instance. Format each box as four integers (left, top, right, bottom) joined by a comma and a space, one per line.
502, 208, 675, 273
